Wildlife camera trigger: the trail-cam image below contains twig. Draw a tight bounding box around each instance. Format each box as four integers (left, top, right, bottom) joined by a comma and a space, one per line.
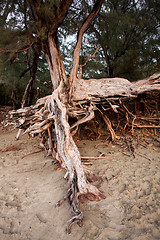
78, 46, 101, 79
21, 149, 42, 159
136, 152, 152, 161
147, 135, 160, 144
80, 46, 101, 68
0, 41, 35, 54
109, 173, 121, 181
133, 124, 160, 128
82, 162, 93, 165
137, 117, 160, 121
17, 168, 38, 173
138, 142, 148, 148
121, 151, 131, 157
81, 156, 108, 160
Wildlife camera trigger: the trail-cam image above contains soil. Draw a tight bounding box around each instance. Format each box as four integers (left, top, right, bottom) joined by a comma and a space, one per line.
0, 126, 160, 240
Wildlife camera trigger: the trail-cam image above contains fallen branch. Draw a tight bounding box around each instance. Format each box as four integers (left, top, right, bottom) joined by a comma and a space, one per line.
136, 153, 152, 161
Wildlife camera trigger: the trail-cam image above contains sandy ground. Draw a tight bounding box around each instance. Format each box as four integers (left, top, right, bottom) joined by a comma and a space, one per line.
0, 127, 160, 240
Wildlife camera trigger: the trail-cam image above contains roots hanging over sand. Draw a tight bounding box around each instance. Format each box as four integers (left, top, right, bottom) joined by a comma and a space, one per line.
3, 73, 160, 232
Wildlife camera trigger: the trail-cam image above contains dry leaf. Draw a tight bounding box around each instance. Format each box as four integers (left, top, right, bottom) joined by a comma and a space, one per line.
153, 148, 158, 151
148, 143, 153, 147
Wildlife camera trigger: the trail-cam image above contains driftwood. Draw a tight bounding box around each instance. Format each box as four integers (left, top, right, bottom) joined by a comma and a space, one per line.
3, 73, 160, 232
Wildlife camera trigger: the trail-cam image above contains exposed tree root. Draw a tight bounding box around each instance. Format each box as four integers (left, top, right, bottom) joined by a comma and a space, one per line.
2, 73, 160, 232
96, 107, 117, 141
67, 173, 83, 234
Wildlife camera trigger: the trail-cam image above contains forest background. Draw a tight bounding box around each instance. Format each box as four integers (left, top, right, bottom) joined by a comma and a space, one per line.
0, 0, 159, 108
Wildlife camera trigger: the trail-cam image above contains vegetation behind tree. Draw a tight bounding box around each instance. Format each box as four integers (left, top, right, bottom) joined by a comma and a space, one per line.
0, 0, 159, 106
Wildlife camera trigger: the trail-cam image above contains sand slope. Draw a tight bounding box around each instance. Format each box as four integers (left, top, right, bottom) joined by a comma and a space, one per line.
0, 129, 160, 240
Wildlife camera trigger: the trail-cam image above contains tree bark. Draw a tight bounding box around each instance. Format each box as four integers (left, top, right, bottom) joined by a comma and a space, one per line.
69, 0, 104, 98
21, 46, 41, 108
45, 34, 68, 92
45, 31, 106, 192
72, 73, 160, 102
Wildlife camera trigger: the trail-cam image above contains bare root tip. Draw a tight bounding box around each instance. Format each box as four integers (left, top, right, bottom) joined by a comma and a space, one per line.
55, 189, 71, 207
85, 171, 99, 182
78, 191, 106, 203
67, 211, 83, 234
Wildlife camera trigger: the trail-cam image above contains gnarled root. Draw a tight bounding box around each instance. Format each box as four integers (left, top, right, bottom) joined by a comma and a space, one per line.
67, 178, 105, 233
51, 89, 105, 232
77, 183, 106, 203
4, 88, 106, 233
67, 173, 83, 234
56, 171, 105, 233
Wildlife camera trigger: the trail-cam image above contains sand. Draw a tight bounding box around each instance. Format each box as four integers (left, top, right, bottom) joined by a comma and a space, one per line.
0, 128, 160, 240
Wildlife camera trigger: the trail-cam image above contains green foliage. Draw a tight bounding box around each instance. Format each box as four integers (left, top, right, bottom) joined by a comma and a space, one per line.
77, 0, 160, 80
0, 0, 159, 107
0, 52, 29, 106
0, 0, 51, 107
0, 48, 51, 107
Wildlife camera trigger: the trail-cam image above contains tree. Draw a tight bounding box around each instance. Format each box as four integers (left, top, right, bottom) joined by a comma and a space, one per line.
1, 0, 105, 231
79, 0, 160, 80
1, 0, 159, 104
2, 0, 160, 232
0, 0, 52, 108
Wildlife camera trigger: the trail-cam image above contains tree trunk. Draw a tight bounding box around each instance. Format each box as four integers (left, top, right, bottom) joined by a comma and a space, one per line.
44, 33, 105, 216
42, 0, 105, 210
102, 46, 113, 78
21, 46, 41, 108
11, 89, 17, 110
72, 73, 160, 102
14, 0, 105, 232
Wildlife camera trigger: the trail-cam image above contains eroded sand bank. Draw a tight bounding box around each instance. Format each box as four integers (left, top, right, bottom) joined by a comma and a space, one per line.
0, 129, 160, 240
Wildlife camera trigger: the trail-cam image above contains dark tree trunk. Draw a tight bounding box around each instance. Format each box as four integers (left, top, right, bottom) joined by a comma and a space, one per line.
11, 90, 17, 110
21, 46, 41, 108
102, 46, 113, 77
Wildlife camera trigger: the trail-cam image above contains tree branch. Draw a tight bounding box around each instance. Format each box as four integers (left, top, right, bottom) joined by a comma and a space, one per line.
69, 0, 104, 88
78, 45, 101, 79
0, 41, 35, 54
27, 0, 39, 21
50, 0, 73, 35
19, 67, 31, 79
27, 0, 73, 35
